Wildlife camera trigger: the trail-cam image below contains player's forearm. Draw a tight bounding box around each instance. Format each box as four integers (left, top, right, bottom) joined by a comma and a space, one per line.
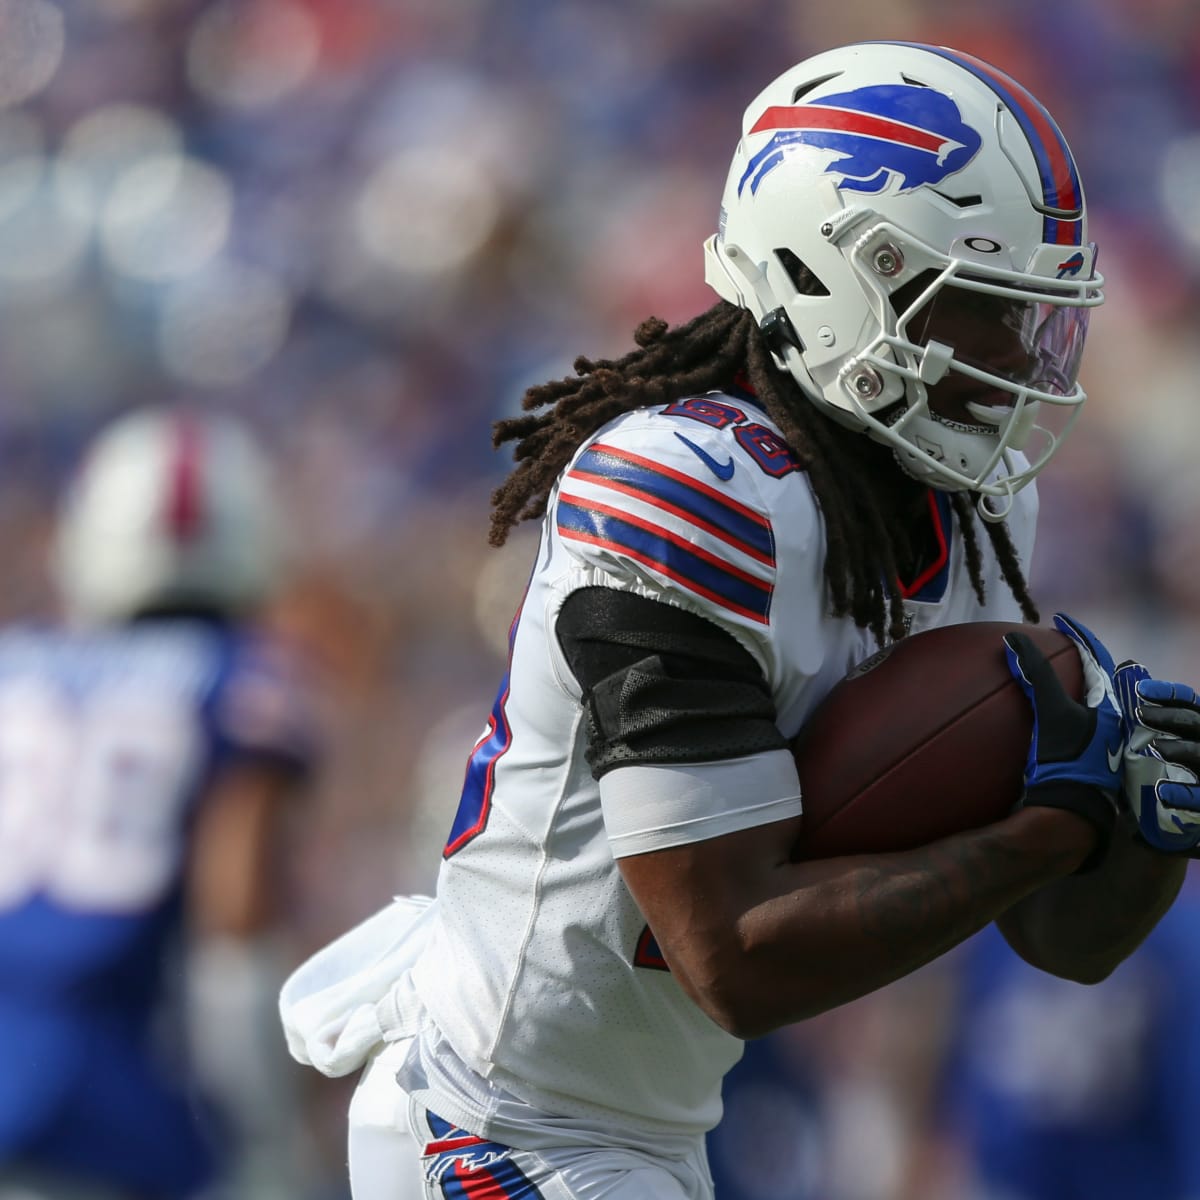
995, 820, 1188, 983
708, 808, 1089, 1036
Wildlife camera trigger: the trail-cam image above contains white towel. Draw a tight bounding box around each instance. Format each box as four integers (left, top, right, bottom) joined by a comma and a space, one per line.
279, 893, 435, 1078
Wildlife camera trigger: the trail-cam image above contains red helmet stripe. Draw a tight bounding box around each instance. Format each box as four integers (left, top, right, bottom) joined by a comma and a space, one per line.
750, 104, 952, 155
165, 415, 204, 542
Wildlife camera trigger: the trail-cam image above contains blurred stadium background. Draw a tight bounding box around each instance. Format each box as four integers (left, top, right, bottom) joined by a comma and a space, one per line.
1, 0, 1199, 1197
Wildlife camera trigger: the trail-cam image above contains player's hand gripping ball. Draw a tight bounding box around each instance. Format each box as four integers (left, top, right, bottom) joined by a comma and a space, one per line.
1002, 612, 1123, 861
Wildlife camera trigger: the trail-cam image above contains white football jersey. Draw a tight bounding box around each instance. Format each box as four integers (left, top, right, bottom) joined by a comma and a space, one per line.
406, 389, 1037, 1146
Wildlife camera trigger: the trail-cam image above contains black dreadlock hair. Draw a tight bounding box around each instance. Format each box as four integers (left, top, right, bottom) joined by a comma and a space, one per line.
490, 301, 1038, 646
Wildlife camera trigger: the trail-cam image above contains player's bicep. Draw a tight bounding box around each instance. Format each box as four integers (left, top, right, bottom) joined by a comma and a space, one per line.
616, 818, 803, 1018
616, 818, 804, 930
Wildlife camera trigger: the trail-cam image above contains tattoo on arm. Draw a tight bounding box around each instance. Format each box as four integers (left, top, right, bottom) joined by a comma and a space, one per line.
852, 833, 1073, 952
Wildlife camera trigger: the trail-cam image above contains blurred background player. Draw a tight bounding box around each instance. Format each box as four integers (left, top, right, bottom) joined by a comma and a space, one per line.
0, 409, 317, 1200
927, 867, 1200, 1200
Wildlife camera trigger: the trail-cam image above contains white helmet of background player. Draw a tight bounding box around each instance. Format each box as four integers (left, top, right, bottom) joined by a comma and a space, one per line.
703, 41, 1103, 518
55, 408, 282, 626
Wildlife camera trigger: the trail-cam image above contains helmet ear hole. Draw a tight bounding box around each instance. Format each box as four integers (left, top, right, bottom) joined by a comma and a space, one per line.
774, 248, 829, 296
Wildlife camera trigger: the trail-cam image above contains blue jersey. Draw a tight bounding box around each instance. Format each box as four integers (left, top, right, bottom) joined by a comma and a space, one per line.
938, 886, 1200, 1200
706, 1031, 825, 1200
0, 619, 312, 1198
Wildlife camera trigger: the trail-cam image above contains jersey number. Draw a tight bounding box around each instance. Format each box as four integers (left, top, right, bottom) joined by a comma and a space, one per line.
0, 682, 200, 913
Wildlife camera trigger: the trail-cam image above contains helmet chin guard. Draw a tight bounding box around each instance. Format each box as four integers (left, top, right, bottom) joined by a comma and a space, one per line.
704, 41, 1103, 509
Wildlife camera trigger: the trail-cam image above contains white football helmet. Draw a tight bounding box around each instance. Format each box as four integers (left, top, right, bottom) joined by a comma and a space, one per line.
54, 408, 282, 625
704, 41, 1103, 517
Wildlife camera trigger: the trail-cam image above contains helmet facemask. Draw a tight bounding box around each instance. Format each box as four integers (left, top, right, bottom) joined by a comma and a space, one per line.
830, 223, 1100, 518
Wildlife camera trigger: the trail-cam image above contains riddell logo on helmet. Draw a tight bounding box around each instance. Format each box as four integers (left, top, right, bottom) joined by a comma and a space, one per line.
739, 83, 982, 198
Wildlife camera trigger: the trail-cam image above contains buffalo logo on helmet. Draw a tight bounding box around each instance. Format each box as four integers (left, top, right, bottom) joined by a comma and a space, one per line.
1055, 250, 1086, 278
738, 83, 983, 198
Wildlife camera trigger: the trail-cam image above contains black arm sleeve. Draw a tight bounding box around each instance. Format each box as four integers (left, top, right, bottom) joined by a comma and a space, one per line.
555, 587, 785, 778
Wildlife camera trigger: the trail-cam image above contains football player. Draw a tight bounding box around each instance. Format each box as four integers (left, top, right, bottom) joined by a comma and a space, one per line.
0, 410, 316, 1200
284, 42, 1198, 1199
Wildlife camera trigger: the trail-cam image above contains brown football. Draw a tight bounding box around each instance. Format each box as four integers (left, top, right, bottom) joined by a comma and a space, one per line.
792, 622, 1084, 860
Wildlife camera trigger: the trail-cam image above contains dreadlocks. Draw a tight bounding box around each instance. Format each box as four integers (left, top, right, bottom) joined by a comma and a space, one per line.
490, 300, 1038, 646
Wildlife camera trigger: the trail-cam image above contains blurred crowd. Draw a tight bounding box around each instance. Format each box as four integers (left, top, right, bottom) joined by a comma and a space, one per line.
1, 0, 1199, 1197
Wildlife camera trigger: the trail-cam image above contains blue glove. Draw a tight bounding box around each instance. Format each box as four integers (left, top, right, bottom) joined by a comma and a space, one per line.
1114, 661, 1200, 854
1003, 613, 1122, 862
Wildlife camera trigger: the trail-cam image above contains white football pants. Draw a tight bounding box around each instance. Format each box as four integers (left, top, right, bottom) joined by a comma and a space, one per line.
347, 1041, 713, 1199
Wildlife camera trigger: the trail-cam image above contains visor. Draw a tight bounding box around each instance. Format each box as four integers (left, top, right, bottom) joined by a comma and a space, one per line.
902, 279, 1091, 398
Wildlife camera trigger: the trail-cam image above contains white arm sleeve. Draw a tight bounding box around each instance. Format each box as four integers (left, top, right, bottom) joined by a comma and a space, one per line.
599, 749, 802, 858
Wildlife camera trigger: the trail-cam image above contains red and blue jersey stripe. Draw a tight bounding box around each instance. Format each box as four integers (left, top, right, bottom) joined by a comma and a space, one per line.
558, 443, 776, 624
568, 445, 775, 563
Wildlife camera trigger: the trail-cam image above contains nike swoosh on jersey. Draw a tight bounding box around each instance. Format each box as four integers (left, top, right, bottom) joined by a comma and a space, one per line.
1107, 743, 1124, 772
564, 444, 773, 563
558, 442, 776, 624
674, 432, 735, 480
